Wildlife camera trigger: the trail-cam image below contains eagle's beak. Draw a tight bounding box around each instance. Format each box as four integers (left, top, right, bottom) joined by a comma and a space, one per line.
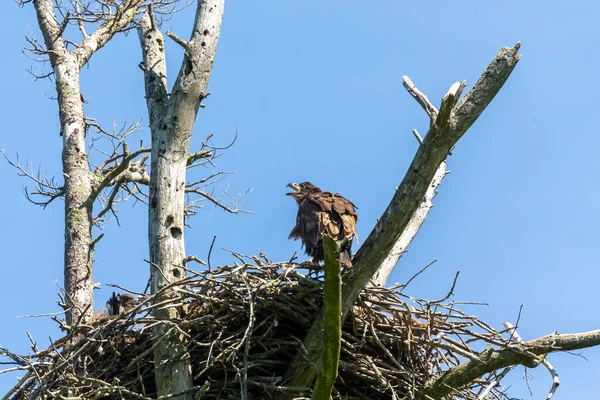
286, 183, 300, 196
286, 182, 301, 195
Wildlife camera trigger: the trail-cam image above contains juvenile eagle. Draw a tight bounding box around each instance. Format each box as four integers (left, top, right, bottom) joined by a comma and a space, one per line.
91, 292, 137, 322
287, 182, 358, 267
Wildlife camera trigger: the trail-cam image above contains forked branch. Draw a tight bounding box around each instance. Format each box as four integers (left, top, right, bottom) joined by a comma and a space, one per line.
2, 151, 64, 208
283, 43, 522, 391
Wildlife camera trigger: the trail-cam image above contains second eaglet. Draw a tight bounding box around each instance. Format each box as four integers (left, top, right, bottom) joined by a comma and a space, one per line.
286, 182, 358, 267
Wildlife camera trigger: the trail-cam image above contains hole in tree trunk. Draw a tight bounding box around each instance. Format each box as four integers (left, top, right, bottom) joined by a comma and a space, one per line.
170, 226, 182, 239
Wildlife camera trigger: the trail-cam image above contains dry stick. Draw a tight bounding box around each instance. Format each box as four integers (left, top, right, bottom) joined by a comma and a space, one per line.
490, 322, 560, 400
208, 234, 217, 271
0, 371, 32, 400
237, 274, 255, 400
283, 43, 522, 392
6, 259, 556, 399
311, 235, 344, 400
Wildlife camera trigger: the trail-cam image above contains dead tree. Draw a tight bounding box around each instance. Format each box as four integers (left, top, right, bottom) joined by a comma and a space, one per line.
7, 2, 600, 399
11, 0, 235, 397
137, 1, 225, 398
19, 0, 147, 326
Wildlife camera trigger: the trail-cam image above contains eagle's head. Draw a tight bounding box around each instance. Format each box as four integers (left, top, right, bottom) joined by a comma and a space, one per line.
119, 293, 137, 312
107, 292, 138, 316
286, 181, 321, 203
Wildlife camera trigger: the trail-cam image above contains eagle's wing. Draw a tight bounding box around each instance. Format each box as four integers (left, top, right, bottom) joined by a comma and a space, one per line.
299, 199, 322, 249
289, 198, 322, 250
332, 194, 359, 243
302, 192, 358, 244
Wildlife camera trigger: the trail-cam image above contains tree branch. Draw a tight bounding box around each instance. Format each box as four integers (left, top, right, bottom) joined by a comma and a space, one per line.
168, 0, 224, 125
33, 0, 66, 61
417, 329, 600, 400
2, 151, 64, 208
91, 145, 150, 200
283, 42, 522, 390
73, 0, 144, 68
371, 157, 447, 286
402, 75, 438, 125
187, 150, 213, 166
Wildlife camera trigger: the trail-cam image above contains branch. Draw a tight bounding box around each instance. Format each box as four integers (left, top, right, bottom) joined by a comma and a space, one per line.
166, 30, 191, 52
417, 329, 599, 400
91, 145, 150, 199
187, 150, 213, 166
402, 75, 438, 125
168, 0, 224, 126
73, 0, 144, 68
478, 322, 561, 400
372, 158, 447, 286
185, 187, 251, 215
283, 43, 522, 390
311, 235, 343, 400
2, 151, 64, 208
33, 0, 66, 61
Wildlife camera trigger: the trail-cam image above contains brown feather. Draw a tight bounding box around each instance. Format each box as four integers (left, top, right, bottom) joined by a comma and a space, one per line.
287, 182, 358, 267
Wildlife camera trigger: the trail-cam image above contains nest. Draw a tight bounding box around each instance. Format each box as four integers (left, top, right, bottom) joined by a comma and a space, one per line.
2, 258, 511, 400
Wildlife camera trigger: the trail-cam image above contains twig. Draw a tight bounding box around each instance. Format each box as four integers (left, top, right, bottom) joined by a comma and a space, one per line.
402, 76, 439, 124
207, 235, 217, 271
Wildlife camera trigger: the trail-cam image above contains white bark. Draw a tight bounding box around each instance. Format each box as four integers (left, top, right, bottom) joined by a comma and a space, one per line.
32, 0, 145, 325
57, 57, 96, 326
371, 161, 447, 286
138, 1, 225, 398
34, 0, 94, 325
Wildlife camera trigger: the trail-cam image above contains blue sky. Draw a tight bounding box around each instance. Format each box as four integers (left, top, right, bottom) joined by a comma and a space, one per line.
1, 0, 599, 397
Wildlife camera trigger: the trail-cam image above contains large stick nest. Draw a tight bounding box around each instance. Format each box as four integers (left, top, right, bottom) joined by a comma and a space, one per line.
2, 258, 510, 399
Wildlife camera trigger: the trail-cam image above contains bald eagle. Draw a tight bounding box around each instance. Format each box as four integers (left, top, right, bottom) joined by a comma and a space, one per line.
287, 182, 358, 267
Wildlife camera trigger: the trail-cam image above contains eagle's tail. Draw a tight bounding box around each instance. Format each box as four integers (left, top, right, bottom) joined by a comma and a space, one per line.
340, 249, 353, 268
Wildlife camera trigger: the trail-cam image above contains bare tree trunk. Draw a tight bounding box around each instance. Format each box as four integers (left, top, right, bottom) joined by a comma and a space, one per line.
32, 0, 144, 326
34, 0, 93, 325
59, 61, 95, 326
138, 1, 225, 398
